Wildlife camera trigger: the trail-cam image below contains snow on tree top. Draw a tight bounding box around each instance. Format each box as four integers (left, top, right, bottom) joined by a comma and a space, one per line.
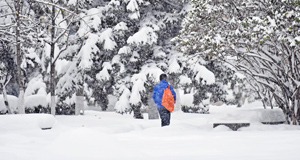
112, 55, 125, 73
115, 86, 131, 113
83, 8, 103, 33
67, 0, 77, 6
127, 27, 158, 45
213, 34, 223, 45
118, 46, 132, 55
140, 64, 163, 82
96, 62, 112, 81
99, 28, 117, 50
78, 33, 100, 70
130, 51, 140, 62
131, 73, 146, 83
129, 72, 147, 105
109, 0, 120, 6
130, 78, 145, 105
25, 75, 47, 96
153, 47, 166, 58
285, 10, 294, 18
127, 0, 139, 12
114, 22, 128, 31
192, 64, 215, 85
129, 12, 140, 20
140, 17, 160, 31
102, 62, 112, 70
179, 75, 192, 85
168, 58, 181, 74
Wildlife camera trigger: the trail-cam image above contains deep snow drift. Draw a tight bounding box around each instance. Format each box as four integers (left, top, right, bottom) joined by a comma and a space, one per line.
1, 103, 300, 160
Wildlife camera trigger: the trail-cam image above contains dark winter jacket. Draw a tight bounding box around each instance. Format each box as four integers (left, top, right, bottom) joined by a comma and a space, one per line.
152, 80, 176, 109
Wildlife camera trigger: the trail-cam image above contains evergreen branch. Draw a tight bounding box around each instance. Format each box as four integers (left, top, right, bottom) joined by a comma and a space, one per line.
163, 0, 182, 10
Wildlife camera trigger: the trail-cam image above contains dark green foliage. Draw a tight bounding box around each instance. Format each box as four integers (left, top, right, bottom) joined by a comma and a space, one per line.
25, 105, 51, 114
56, 103, 75, 115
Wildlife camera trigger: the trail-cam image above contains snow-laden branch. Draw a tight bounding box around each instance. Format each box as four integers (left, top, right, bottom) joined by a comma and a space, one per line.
52, 28, 71, 65
31, 0, 75, 14
241, 50, 299, 86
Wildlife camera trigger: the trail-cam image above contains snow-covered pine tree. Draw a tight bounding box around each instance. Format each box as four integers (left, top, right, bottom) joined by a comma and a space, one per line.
111, 0, 190, 117
183, 58, 216, 113
55, 34, 85, 115
55, 0, 95, 115
178, 0, 300, 124
74, 0, 190, 117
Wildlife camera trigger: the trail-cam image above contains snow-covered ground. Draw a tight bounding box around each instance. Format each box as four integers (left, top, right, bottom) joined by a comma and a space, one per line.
1, 103, 300, 160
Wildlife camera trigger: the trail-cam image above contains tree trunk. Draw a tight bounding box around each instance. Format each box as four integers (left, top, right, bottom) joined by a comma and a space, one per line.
278, 96, 300, 125
50, 4, 56, 115
50, 46, 55, 115
75, 86, 84, 115
16, 0, 25, 114
290, 97, 299, 125
18, 90, 25, 114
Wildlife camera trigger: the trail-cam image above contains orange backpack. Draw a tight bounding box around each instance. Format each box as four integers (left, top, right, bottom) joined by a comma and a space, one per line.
161, 85, 175, 112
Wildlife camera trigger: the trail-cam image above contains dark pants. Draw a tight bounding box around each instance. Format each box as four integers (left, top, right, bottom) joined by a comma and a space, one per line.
158, 107, 171, 127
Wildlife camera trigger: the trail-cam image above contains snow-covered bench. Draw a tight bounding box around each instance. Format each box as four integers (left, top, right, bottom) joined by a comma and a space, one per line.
259, 109, 286, 125
213, 121, 250, 131
0, 114, 55, 130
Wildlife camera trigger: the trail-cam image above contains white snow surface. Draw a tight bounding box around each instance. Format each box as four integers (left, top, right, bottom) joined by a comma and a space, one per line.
1, 103, 299, 160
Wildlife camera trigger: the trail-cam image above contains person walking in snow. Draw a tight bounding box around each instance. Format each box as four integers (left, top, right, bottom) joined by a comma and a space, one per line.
152, 73, 176, 127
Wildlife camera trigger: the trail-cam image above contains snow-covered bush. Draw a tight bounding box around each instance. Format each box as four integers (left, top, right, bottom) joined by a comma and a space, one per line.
56, 94, 76, 115
24, 95, 50, 114
177, 0, 300, 124
24, 76, 50, 114
0, 95, 18, 114
181, 93, 209, 114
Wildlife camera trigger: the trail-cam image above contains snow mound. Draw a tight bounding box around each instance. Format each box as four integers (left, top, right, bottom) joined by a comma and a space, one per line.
0, 114, 55, 130
209, 105, 286, 124
0, 95, 18, 113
